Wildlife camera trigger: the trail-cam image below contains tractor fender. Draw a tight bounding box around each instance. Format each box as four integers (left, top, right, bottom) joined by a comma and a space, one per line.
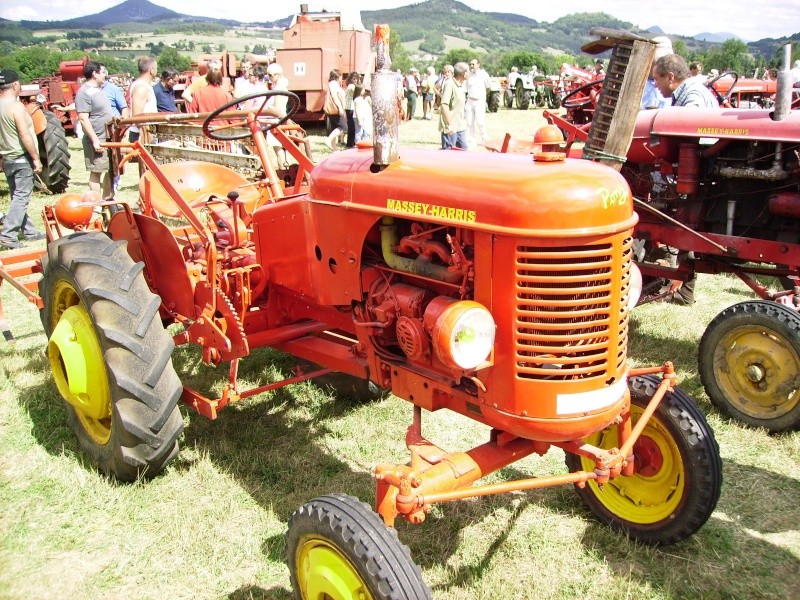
25, 103, 48, 136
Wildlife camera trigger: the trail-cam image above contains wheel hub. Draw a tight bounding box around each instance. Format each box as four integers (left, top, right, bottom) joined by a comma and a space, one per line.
633, 435, 663, 477
745, 363, 765, 385
48, 305, 111, 423
298, 539, 373, 600
719, 327, 800, 418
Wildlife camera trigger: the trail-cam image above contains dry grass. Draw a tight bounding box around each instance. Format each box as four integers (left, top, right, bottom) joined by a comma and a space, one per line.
1, 107, 799, 599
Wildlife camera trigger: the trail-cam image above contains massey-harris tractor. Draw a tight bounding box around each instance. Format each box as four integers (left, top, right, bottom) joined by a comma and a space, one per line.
1, 26, 722, 598
494, 37, 800, 434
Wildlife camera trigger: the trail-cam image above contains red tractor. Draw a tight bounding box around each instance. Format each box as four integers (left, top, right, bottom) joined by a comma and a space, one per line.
12, 58, 88, 193
1, 27, 722, 598
533, 44, 800, 432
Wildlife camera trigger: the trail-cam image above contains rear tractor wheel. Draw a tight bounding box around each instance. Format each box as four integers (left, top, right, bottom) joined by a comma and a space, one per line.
39, 232, 183, 481
516, 86, 531, 110
565, 375, 722, 545
503, 89, 514, 108
38, 110, 71, 193
287, 494, 431, 600
699, 300, 800, 432
487, 91, 500, 113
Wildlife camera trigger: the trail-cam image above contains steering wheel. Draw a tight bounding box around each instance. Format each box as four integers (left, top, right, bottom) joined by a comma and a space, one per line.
561, 78, 604, 109
705, 71, 739, 106
203, 89, 301, 141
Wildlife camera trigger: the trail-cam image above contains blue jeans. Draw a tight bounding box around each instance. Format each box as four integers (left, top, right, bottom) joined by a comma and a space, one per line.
441, 130, 467, 150
1, 156, 39, 244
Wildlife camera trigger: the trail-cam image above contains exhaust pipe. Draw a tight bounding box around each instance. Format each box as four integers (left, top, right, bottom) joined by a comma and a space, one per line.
371, 24, 400, 168
771, 44, 793, 121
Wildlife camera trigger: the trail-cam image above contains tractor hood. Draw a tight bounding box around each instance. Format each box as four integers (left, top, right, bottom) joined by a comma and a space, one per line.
309, 147, 635, 237
634, 107, 800, 143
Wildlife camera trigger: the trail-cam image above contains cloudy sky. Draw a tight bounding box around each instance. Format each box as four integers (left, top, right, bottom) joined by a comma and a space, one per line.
2, 0, 798, 42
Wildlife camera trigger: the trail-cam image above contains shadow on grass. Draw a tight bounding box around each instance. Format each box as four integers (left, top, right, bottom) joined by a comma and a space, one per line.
228, 584, 291, 600
10, 328, 800, 598
566, 455, 800, 599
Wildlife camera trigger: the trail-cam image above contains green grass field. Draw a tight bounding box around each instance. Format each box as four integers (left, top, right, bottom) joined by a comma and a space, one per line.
1, 107, 799, 599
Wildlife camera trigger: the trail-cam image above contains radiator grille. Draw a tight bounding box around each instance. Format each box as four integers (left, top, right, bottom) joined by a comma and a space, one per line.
515, 238, 631, 380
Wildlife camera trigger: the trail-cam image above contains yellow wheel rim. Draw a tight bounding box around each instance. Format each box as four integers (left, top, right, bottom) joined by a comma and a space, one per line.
47, 281, 112, 445
579, 405, 685, 524
296, 537, 374, 600
714, 325, 800, 420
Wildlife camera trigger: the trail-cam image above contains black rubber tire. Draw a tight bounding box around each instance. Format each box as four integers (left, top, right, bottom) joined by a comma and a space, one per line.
565, 375, 722, 545
287, 494, 431, 600
38, 110, 71, 193
535, 88, 547, 108
699, 300, 800, 432
516, 86, 531, 110
503, 89, 514, 108
487, 91, 500, 113
39, 232, 183, 481
548, 91, 562, 109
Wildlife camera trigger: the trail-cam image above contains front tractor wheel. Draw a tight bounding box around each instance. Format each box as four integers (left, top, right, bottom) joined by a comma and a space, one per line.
699, 300, 800, 432
287, 494, 431, 600
40, 232, 183, 481
565, 375, 722, 545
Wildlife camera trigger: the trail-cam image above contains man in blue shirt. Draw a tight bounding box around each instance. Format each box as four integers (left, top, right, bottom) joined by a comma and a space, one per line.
100, 65, 128, 118
153, 68, 179, 113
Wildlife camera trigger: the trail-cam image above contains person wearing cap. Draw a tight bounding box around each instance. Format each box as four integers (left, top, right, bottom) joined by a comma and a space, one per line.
593, 60, 605, 80
75, 60, 113, 201
0, 68, 44, 249
642, 36, 674, 109
264, 62, 291, 167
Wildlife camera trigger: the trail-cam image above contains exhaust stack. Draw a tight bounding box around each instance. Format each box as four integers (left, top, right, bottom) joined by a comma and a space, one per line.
371, 24, 400, 167
772, 43, 793, 121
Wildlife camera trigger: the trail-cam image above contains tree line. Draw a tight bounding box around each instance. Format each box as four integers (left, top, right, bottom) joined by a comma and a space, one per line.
0, 30, 794, 85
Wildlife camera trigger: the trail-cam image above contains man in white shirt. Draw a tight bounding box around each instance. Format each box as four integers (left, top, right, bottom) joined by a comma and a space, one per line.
465, 58, 491, 148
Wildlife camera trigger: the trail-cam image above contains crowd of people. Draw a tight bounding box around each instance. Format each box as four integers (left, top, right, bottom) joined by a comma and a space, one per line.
323, 57, 497, 152
3, 42, 795, 254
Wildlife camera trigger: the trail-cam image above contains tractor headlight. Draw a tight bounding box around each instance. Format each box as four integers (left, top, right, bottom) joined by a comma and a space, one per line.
628, 263, 643, 310
431, 301, 495, 371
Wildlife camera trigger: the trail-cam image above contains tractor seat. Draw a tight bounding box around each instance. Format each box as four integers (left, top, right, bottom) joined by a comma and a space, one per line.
139, 161, 261, 218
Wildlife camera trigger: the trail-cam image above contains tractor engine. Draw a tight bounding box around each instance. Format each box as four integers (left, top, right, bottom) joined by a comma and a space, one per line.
626, 107, 800, 269
301, 147, 640, 443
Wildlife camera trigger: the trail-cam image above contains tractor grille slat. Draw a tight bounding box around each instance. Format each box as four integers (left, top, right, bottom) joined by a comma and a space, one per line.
514, 239, 631, 380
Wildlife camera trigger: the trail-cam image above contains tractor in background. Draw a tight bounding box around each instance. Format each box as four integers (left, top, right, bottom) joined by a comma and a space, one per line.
17, 84, 72, 194
11, 57, 90, 194
1, 27, 722, 599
